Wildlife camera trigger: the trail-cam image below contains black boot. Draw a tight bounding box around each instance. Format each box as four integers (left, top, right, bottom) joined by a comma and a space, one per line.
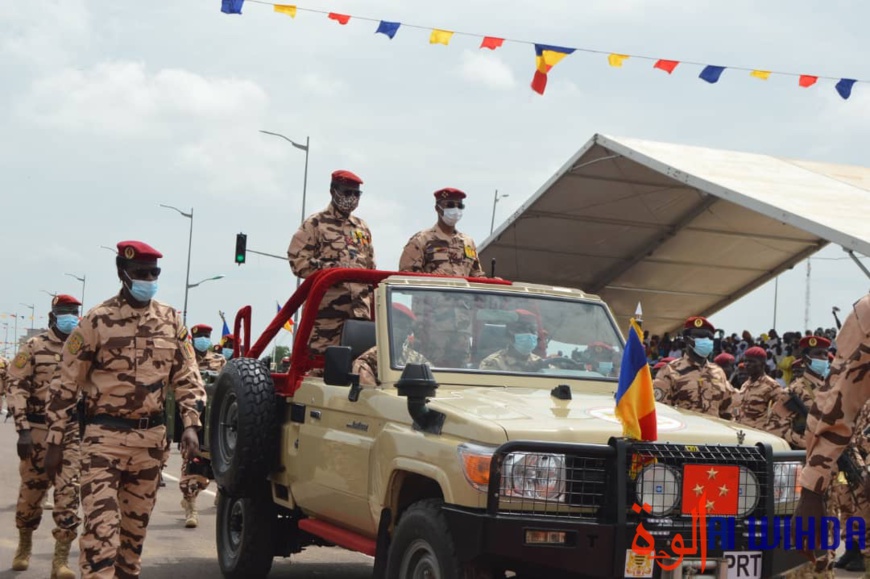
844, 549, 866, 572
835, 546, 861, 569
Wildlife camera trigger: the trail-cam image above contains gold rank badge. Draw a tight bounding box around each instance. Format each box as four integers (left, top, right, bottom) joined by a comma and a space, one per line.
67, 332, 84, 355
13, 352, 28, 369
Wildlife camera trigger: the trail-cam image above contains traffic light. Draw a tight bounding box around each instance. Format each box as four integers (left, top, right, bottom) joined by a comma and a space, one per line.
235, 233, 247, 265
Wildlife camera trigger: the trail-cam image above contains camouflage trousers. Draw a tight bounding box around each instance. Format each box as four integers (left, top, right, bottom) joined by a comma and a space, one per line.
830, 478, 870, 555
784, 488, 837, 579
79, 438, 163, 579
15, 424, 81, 542
179, 459, 209, 501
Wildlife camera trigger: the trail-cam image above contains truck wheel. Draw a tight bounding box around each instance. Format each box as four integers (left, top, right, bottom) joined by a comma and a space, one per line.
387, 499, 491, 579
216, 485, 275, 578
210, 358, 277, 496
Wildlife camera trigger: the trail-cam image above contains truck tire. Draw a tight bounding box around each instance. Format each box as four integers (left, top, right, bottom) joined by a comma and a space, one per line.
216, 485, 276, 578
387, 499, 491, 579
210, 357, 277, 496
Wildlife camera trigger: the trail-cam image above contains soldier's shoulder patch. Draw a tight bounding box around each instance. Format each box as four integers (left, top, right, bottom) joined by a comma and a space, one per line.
177, 325, 189, 341
13, 352, 28, 369
67, 332, 84, 355
464, 245, 477, 259
182, 341, 195, 361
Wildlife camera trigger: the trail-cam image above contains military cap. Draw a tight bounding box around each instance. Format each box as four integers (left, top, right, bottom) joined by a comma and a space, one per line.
117, 240, 163, 261
191, 324, 213, 337
222, 334, 235, 345
331, 170, 363, 185
434, 187, 466, 201
653, 360, 668, 371
589, 341, 614, 354
713, 353, 735, 366
51, 294, 81, 309
684, 316, 715, 332
392, 303, 416, 321
743, 346, 767, 359
660, 357, 675, 364
798, 335, 831, 350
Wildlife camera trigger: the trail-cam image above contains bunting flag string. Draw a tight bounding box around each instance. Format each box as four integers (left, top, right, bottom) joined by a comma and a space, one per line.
223, 0, 865, 100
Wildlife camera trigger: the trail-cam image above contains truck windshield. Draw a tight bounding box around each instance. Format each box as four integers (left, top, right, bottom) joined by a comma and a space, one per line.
387, 288, 625, 380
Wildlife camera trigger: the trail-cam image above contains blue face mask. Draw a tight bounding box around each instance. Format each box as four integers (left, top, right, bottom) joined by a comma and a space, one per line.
598, 361, 614, 375
513, 333, 538, 356
126, 276, 158, 302
691, 337, 714, 358
808, 358, 830, 378
222, 348, 234, 360
55, 314, 79, 335
193, 337, 212, 353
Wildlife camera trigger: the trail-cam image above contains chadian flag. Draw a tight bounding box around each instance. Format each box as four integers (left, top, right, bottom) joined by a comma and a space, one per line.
277, 301, 294, 332
531, 44, 575, 95
221, 319, 230, 338
614, 319, 657, 441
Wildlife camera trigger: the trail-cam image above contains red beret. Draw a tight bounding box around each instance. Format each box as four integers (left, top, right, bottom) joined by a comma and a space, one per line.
653, 360, 668, 371
392, 303, 416, 321
791, 358, 804, 369
51, 294, 81, 308
660, 357, 675, 364
191, 324, 213, 336
434, 187, 466, 201
714, 353, 735, 365
744, 346, 767, 359
222, 334, 235, 345
117, 240, 163, 261
589, 341, 614, 355
331, 170, 363, 185
684, 316, 715, 332
799, 336, 831, 350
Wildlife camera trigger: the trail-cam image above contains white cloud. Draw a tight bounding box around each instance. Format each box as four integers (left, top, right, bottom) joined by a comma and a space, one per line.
300, 72, 347, 97
0, 0, 91, 68
458, 50, 516, 90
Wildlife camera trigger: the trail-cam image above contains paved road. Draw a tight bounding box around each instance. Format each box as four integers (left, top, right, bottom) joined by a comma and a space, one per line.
0, 410, 374, 578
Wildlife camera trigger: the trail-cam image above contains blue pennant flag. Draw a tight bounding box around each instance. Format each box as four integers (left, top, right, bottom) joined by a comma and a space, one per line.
376, 21, 401, 39
221, 0, 244, 15
699, 65, 725, 84
836, 78, 857, 100
222, 319, 230, 337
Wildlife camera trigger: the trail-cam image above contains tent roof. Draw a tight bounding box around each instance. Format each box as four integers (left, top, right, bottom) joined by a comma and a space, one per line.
480, 134, 870, 335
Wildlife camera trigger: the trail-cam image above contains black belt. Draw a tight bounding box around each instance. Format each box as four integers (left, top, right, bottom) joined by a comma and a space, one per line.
88, 413, 165, 430
26, 413, 45, 425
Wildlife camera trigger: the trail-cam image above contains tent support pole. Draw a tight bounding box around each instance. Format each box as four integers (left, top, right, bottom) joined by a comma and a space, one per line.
845, 249, 870, 280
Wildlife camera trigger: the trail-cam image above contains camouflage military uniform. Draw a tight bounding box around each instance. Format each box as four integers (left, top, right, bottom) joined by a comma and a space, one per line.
179, 351, 226, 503
399, 225, 484, 368
828, 402, 870, 562
479, 348, 542, 372
736, 374, 797, 435
46, 293, 205, 579
800, 293, 870, 576
0, 355, 9, 415
7, 329, 81, 542
353, 342, 429, 387
652, 354, 735, 419
288, 204, 375, 355
787, 372, 825, 450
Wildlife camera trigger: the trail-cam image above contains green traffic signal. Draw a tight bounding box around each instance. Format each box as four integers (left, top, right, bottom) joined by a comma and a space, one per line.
235, 233, 247, 265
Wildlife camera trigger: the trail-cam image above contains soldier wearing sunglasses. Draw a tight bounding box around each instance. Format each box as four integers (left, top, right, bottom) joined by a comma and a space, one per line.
399, 188, 485, 368
288, 170, 376, 355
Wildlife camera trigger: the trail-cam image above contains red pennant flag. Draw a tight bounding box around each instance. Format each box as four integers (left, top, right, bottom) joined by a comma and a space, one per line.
328, 12, 350, 25
531, 70, 548, 94
799, 75, 818, 88
653, 59, 680, 74
681, 465, 740, 516
480, 36, 504, 50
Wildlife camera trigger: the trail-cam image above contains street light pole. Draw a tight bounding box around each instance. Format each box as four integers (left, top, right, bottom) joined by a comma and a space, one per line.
160, 204, 195, 327
490, 189, 509, 234
187, 274, 225, 289
20, 303, 35, 330
65, 273, 86, 312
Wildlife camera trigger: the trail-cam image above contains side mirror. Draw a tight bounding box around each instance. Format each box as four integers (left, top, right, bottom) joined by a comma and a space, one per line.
324, 346, 353, 386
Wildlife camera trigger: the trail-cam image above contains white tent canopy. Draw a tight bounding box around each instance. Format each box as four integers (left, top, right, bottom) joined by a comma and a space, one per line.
480, 134, 870, 335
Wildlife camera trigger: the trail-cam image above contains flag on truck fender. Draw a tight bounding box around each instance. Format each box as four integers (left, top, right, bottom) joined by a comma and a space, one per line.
614, 319, 657, 441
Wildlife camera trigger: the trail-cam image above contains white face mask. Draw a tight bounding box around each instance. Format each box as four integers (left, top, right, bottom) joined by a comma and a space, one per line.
441, 207, 463, 226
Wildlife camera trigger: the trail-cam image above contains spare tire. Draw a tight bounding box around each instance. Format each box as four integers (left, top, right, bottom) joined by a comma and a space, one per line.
210, 357, 278, 496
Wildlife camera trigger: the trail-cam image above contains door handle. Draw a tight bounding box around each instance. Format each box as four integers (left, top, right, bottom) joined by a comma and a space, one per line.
309, 410, 322, 419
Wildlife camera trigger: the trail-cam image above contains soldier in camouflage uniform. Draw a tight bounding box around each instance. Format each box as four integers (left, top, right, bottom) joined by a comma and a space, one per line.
831, 401, 870, 573
479, 311, 544, 373
794, 292, 870, 576
7, 294, 82, 578
0, 355, 9, 418
735, 347, 804, 442
353, 303, 428, 387
44, 240, 206, 579
653, 316, 735, 420
288, 170, 375, 356
399, 188, 485, 368
178, 323, 225, 528
788, 336, 833, 447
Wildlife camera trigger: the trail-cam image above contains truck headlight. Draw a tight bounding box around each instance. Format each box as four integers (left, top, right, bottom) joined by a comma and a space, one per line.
503, 453, 566, 501
773, 462, 802, 514
635, 464, 680, 516
737, 467, 760, 517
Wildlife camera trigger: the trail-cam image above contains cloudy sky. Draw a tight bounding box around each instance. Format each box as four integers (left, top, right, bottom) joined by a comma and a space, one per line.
2, 0, 869, 354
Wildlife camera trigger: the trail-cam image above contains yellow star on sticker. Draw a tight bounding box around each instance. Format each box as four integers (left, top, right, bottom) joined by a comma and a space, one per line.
706, 467, 718, 480
706, 499, 715, 511
718, 485, 730, 496
693, 484, 705, 496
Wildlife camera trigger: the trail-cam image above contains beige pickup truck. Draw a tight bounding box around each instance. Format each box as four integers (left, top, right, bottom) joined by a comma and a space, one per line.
209, 269, 805, 579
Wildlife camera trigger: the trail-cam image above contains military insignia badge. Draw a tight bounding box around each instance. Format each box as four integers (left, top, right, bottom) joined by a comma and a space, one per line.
13, 352, 28, 369
124, 246, 135, 259
808, 337, 817, 347
177, 325, 189, 341
464, 245, 476, 259
694, 318, 704, 328
182, 341, 195, 361
67, 332, 84, 355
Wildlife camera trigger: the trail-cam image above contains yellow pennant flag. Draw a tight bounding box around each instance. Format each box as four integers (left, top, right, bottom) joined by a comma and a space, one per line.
429, 29, 455, 45
283, 319, 294, 332
750, 70, 772, 80
608, 53, 630, 68
274, 4, 297, 18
